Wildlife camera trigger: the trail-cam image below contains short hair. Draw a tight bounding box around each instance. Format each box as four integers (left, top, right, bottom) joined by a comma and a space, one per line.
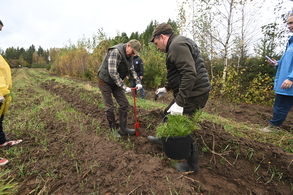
0, 20, 3, 27
154, 33, 172, 40
290, 13, 293, 17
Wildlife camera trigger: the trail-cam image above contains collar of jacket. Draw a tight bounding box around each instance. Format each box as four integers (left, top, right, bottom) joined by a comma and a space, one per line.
122, 43, 128, 58
166, 33, 177, 53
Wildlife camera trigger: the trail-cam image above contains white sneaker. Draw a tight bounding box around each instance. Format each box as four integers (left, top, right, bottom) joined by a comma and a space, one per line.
260, 124, 280, 133
0, 157, 8, 166
0, 139, 22, 147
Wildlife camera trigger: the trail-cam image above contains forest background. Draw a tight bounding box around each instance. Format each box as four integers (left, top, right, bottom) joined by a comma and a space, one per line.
1, 0, 292, 106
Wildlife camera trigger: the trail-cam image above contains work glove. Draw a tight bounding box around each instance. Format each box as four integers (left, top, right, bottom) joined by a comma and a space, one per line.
0, 96, 5, 102
156, 87, 167, 98
167, 102, 183, 115
125, 87, 132, 93
136, 84, 142, 90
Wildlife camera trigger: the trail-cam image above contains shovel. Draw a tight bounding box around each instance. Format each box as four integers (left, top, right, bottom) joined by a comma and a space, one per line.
131, 87, 139, 137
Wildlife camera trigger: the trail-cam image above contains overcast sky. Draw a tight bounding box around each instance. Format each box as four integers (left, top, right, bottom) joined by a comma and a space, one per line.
1, 0, 293, 53
0, 0, 179, 51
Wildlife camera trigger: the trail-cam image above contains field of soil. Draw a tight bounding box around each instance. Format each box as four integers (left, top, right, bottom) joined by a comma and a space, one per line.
2, 69, 293, 195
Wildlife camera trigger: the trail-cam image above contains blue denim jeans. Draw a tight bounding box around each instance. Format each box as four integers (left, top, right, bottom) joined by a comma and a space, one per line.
270, 94, 293, 126
130, 78, 145, 99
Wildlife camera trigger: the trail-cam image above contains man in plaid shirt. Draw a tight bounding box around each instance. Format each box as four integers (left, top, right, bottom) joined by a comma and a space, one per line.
98, 40, 143, 138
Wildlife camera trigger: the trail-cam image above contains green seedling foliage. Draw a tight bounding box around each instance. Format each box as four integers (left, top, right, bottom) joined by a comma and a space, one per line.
166, 176, 173, 195
126, 169, 133, 188
266, 170, 275, 185
253, 164, 261, 176
0, 170, 18, 194
246, 148, 254, 161
156, 115, 195, 138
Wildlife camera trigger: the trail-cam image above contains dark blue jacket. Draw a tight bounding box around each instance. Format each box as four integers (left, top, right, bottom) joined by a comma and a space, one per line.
132, 56, 144, 77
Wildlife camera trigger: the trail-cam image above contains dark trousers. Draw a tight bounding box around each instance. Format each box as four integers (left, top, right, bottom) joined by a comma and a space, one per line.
0, 101, 6, 144
0, 114, 6, 145
164, 92, 209, 116
98, 78, 129, 118
270, 94, 293, 126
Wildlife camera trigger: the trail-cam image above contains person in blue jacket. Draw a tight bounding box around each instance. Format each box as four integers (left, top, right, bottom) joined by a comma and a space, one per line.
126, 55, 145, 99
261, 14, 293, 133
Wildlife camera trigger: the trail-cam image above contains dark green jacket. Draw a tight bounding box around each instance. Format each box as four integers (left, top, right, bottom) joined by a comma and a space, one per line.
98, 44, 133, 87
165, 34, 211, 107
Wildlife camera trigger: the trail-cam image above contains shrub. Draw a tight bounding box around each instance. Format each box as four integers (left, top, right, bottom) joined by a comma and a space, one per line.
210, 64, 275, 106
140, 44, 167, 89
31, 62, 47, 68
46, 63, 52, 70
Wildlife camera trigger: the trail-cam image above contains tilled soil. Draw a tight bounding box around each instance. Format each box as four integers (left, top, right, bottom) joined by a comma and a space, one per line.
7, 70, 293, 194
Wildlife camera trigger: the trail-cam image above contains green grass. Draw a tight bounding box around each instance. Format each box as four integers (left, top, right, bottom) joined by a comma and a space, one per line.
127, 97, 167, 110
1, 69, 293, 194
0, 170, 18, 194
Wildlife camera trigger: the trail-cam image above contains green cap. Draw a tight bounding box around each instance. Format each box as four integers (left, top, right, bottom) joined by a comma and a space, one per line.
129, 39, 141, 56
149, 23, 173, 42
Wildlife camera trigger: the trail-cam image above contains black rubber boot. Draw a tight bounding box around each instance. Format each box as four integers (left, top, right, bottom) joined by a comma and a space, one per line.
119, 110, 135, 135
107, 115, 121, 138
147, 136, 163, 148
174, 140, 200, 174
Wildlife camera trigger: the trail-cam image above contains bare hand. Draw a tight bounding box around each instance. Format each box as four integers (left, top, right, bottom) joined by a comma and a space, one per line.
140, 76, 143, 80
267, 59, 277, 67
281, 79, 293, 89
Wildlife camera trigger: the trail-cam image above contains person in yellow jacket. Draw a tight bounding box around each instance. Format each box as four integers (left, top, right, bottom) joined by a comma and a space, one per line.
0, 20, 22, 166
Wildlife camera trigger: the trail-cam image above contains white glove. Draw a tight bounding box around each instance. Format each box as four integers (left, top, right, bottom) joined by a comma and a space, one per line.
156, 87, 167, 98
136, 84, 142, 90
0, 96, 5, 102
125, 87, 132, 93
167, 102, 183, 115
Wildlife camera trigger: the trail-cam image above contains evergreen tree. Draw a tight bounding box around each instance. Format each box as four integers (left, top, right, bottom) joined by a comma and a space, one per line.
26, 44, 36, 64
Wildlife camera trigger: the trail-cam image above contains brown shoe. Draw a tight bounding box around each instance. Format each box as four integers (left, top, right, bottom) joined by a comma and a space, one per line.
260, 124, 280, 133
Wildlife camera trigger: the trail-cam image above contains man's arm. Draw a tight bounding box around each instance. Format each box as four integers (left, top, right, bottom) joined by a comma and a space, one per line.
108, 49, 127, 90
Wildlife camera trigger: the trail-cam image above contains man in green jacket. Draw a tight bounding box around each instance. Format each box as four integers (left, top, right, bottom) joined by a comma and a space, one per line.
148, 23, 211, 174
98, 40, 143, 138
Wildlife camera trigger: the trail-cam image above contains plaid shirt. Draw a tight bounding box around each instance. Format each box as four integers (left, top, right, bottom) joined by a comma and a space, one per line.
108, 49, 140, 90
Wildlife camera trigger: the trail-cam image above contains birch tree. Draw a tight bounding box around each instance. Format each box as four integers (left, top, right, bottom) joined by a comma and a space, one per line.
177, 0, 264, 89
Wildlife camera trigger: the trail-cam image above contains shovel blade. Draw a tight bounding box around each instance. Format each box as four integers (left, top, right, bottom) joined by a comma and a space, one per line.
135, 122, 139, 136
135, 129, 139, 136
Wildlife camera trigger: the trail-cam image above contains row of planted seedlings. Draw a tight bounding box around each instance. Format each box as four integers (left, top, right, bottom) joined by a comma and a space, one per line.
40, 69, 293, 192
194, 115, 293, 192
34, 69, 169, 154
0, 69, 112, 194
4, 69, 293, 194
26, 69, 176, 193
28, 70, 193, 194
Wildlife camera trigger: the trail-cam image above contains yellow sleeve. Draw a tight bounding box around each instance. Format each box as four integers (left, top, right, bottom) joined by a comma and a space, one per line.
0, 55, 12, 116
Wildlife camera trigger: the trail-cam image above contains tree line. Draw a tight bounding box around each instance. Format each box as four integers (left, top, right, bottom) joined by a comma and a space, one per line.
0, 44, 60, 69
1, 0, 290, 106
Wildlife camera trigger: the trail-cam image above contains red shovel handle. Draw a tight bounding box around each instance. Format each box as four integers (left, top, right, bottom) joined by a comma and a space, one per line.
131, 87, 139, 137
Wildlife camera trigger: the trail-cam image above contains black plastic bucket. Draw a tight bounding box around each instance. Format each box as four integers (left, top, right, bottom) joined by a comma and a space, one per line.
162, 134, 191, 160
